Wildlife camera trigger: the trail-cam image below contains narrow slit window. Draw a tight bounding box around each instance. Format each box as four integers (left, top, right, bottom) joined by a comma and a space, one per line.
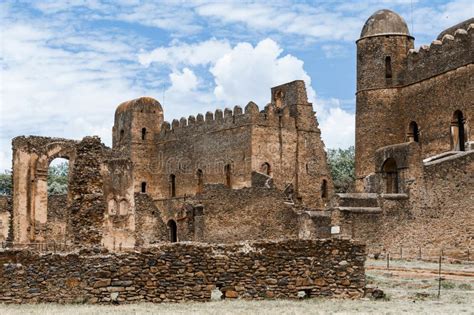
385, 56, 392, 79
170, 174, 176, 197
141, 128, 147, 140
141, 182, 147, 193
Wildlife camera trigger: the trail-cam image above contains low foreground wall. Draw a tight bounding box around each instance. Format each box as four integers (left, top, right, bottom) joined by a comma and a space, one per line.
0, 239, 365, 304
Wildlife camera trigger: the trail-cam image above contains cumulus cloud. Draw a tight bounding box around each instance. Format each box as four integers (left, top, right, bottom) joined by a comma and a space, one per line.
210, 38, 315, 106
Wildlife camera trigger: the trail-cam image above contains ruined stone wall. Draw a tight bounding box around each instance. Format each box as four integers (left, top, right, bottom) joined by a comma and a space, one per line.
0, 239, 366, 304
188, 185, 300, 243
134, 193, 168, 246
45, 194, 68, 243
343, 152, 473, 254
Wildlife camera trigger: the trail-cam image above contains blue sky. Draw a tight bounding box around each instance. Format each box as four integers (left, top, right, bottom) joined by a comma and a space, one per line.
0, 0, 472, 170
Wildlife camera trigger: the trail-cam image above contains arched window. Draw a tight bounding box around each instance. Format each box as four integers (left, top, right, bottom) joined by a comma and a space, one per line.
451, 110, 466, 151
321, 179, 328, 199
168, 220, 177, 242
169, 174, 176, 197
224, 164, 232, 188
260, 162, 271, 176
385, 56, 392, 79
382, 158, 398, 193
196, 169, 203, 194
141, 128, 147, 140
120, 129, 124, 141
407, 121, 420, 143
141, 182, 147, 193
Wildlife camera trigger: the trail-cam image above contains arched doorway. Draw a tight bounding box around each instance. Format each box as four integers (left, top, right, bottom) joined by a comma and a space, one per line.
407, 121, 419, 143
168, 220, 177, 242
382, 158, 398, 193
451, 110, 466, 151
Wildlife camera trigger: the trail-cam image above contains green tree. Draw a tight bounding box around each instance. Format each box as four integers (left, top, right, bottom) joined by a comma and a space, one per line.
47, 162, 69, 195
0, 170, 12, 196
327, 146, 355, 193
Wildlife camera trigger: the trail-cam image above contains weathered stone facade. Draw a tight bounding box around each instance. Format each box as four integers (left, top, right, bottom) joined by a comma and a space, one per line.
0, 239, 366, 303
330, 10, 473, 254
6, 80, 333, 250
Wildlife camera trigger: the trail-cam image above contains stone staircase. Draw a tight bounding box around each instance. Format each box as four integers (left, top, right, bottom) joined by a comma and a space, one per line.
331, 193, 382, 214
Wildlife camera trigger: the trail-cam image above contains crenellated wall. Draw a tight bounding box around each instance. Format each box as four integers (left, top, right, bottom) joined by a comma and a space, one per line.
121, 80, 334, 208
405, 24, 473, 84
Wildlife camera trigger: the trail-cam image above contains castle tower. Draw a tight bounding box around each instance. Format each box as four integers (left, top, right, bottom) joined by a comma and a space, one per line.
355, 10, 414, 191
112, 97, 163, 194
270, 81, 333, 208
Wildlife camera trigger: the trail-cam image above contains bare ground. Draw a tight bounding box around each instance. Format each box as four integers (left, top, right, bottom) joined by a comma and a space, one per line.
1, 258, 473, 315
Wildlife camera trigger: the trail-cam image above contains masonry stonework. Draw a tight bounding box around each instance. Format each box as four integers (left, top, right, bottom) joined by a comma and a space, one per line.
0, 239, 366, 304
330, 10, 473, 256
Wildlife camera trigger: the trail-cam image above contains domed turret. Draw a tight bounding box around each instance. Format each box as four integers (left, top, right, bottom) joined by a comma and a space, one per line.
356, 9, 414, 91
112, 97, 164, 150
360, 9, 410, 39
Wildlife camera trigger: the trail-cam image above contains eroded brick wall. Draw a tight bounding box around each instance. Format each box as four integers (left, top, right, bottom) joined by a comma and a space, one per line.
0, 239, 365, 304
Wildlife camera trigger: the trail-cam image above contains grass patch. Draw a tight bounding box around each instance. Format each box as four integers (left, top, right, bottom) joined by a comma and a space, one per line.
440, 281, 456, 290
458, 283, 472, 290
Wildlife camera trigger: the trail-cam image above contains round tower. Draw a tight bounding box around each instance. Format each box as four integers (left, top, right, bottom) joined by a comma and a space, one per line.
112, 97, 163, 150
112, 97, 163, 194
355, 10, 414, 191
357, 9, 414, 90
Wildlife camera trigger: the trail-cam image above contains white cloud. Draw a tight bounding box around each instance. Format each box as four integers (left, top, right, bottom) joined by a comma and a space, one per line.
210, 38, 315, 106
138, 39, 231, 67
316, 98, 355, 149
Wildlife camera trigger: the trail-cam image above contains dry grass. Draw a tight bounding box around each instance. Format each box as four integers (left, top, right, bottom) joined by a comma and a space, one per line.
1, 259, 473, 315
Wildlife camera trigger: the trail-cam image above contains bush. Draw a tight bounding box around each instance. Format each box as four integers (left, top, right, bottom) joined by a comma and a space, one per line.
327, 146, 355, 193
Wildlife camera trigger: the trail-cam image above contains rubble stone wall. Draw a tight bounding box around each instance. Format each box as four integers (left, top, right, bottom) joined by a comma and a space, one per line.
0, 239, 366, 304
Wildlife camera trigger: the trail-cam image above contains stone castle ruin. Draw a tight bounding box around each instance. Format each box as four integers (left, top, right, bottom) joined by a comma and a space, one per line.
0, 9, 472, 304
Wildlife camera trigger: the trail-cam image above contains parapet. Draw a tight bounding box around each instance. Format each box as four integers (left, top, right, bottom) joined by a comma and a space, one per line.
157, 102, 297, 141
405, 22, 473, 84
271, 80, 308, 108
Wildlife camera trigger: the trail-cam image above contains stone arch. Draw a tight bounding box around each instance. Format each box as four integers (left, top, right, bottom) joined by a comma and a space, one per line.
407, 121, 420, 143
168, 219, 177, 242
382, 158, 398, 193
12, 138, 76, 244
451, 110, 466, 151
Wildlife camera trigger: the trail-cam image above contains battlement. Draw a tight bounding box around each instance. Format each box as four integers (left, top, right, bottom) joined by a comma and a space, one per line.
157, 101, 298, 141
405, 23, 473, 84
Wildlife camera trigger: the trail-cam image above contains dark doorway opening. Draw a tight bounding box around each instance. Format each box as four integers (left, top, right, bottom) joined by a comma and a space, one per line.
168, 220, 177, 242
382, 158, 398, 193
